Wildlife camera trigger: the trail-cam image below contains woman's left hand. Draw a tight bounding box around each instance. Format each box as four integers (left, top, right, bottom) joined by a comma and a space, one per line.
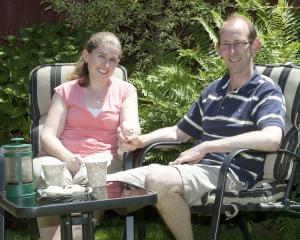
65, 154, 83, 175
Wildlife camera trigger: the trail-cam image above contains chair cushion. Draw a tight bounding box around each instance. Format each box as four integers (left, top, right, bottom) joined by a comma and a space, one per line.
264, 119, 298, 180
198, 179, 286, 210
256, 64, 300, 181
30, 63, 76, 157
256, 64, 300, 129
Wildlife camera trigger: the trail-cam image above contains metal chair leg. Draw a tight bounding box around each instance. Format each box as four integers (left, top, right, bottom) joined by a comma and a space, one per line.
136, 211, 146, 240
237, 214, 251, 240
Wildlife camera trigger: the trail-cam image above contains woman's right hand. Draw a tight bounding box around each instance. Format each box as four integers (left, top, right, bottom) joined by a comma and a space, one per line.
65, 154, 83, 175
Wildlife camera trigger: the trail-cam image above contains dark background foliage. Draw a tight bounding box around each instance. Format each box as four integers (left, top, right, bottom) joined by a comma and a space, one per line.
1, 0, 299, 144
0, 0, 300, 238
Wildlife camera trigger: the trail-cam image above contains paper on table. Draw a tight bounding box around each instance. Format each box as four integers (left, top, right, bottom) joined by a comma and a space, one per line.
38, 185, 92, 197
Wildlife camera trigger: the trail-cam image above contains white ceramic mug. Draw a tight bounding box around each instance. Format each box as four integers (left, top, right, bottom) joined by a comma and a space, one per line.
84, 156, 108, 188
42, 161, 66, 187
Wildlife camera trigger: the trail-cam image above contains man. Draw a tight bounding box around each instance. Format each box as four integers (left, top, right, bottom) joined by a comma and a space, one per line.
109, 14, 286, 240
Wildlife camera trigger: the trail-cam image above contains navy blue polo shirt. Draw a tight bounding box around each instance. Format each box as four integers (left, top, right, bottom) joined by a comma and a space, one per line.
177, 70, 286, 188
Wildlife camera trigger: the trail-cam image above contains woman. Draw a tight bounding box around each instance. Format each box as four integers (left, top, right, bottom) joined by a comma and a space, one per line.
33, 32, 140, 240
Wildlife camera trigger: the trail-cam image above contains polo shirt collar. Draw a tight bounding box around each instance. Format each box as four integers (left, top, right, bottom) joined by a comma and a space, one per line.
219, 67, 260, 95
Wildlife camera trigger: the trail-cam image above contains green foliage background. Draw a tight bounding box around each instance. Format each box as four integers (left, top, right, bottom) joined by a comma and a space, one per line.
0, 24, 92, 143
0, 0, 300, 238
1, 0, 299, 144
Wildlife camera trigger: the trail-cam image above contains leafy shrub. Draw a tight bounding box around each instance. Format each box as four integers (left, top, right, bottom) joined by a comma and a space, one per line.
0, 0, 299, 145
0, 24, 90, 143
41, 0, 220, 71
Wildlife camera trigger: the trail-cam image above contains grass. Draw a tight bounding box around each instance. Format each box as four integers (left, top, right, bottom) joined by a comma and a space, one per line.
5, 207, 277, 240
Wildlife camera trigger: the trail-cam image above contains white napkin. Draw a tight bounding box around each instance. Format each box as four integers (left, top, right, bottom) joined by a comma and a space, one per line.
41, 185, 89, 197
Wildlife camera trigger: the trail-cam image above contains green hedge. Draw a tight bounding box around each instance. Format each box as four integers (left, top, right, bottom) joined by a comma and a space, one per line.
0, 0, 299, 145
0, 0, 300, 237
0, 24, 91, 143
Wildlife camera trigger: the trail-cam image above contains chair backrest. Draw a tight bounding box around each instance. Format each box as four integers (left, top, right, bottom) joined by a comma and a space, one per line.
256, 63, 300, 180
29, 63, 128, 158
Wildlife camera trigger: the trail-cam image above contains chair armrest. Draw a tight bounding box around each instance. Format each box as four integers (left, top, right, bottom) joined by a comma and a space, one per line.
123, 142, 194, 170
137, 142, 194, 166
210, 148, 250, 239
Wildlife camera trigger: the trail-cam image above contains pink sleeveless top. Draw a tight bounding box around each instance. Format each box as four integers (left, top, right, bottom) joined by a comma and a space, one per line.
54, 77, 136, 156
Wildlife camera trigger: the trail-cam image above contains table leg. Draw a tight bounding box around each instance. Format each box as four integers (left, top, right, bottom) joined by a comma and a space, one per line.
60, 215, 73, 240
0, 155, 5, 240
81, 212, 94, 240
125, 215, 134, 240
28, 218, 39, 240
0, 208, 4, 240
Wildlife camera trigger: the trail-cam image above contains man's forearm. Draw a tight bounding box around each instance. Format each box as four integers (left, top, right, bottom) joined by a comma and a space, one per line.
204, 126, 282, 154
138, 125, 190, 148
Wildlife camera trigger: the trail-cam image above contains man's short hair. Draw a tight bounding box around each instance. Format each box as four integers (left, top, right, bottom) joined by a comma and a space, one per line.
218, 14, 257, 43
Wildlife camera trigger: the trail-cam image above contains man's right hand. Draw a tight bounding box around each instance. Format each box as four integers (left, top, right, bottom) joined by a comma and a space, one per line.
118, 128, 142, 152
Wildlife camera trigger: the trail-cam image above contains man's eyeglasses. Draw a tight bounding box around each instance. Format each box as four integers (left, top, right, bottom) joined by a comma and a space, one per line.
218, 41, 252, 51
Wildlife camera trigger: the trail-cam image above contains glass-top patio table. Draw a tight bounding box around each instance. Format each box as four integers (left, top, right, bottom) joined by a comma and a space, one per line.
0, 181, 157, 240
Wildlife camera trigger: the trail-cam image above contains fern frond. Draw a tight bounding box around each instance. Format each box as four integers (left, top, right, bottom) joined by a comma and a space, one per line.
192, 16, 218, 44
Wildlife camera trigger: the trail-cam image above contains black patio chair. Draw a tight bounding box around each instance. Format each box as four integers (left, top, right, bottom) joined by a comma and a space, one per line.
127, 63, 300, 240
29, 63, 137, 239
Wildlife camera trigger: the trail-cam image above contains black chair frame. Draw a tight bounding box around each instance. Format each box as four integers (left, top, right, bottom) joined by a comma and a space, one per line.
127, 142, 300, 240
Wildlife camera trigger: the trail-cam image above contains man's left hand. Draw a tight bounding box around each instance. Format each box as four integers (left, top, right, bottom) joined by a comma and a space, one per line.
169, 144, 207, 165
